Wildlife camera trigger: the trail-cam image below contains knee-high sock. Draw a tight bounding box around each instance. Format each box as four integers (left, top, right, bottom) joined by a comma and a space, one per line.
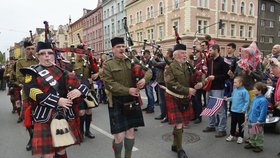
124, 138, 135, 158
27, 127, 33, 143
79, 115, 86, 134
85, 114, 92, 133
175, 127, 183, 151
172, 126, 177, 147
112, 140, 123, 158
16, 107, 21, 116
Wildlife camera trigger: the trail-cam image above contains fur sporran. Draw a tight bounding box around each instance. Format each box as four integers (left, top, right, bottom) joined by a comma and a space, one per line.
113, 96, 138, 116
50, 113, 75, 147
174, 97, 190, 112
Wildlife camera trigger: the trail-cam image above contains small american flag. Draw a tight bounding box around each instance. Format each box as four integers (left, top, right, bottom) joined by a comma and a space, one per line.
200, 96, 224, 116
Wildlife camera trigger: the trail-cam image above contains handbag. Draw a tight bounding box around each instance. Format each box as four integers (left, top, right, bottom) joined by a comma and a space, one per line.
203, 60, 213, 91
84, 90, 99, 108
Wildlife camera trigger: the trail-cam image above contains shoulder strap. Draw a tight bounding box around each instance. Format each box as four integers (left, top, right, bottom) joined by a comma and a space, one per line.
34, 65, 60, 95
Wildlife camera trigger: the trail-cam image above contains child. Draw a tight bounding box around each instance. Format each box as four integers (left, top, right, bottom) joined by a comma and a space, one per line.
244, 82, 268, 152
225, 76, 249, 144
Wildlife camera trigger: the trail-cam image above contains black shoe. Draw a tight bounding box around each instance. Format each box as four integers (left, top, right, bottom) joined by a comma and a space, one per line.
194, 118, 201, 124
155, 115, 164, 120
26, 140, 32, 151
177, 149, 188, 158
244, 143, 256, 149
146, 109, 154, 113
161, 117, 168, 123
17, 118, 23, 123
142, 107, 148, 111
202, 127, 215, 132
277, 152, 280, 156
12, 109, 16, 114
215, 131, 227, 138
85, 131, 95, 139
171, 145, 177, 152
253, 147, 263, 153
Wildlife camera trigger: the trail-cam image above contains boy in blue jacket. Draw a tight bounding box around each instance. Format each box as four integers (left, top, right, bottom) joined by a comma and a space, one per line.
225, 76, 249, 144
244, 82, 268, 152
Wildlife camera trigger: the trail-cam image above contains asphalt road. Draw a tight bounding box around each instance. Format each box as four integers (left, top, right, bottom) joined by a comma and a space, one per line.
0, 90, 279, 158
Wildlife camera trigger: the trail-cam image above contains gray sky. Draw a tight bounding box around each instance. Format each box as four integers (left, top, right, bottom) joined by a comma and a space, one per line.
0, 0, 98, 53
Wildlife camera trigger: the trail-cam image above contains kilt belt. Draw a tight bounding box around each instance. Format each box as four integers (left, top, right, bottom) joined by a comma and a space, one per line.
166, 89, 187, 99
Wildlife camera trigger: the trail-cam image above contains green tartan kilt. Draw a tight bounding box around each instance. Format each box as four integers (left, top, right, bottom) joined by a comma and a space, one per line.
108, 97, 144, 134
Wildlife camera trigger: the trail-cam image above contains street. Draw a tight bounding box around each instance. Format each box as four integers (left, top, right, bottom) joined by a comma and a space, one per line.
0, 90, 279, 158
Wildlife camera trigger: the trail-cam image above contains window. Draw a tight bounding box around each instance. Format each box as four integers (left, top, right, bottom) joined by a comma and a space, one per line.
174, 0, 179, 9
108, 25, 110, 36
107, 9, 109, 17
112, 22, 115, 34
137, 12, 140, 23
117, 20, 122, 33
230, 24, 235, 37
261, 20, 265, 27
271, 5, 275, 12
117, 3, 120, 12
269, 37, 274, 43
120, 1, 124, 11
173, 20, 179, 33
198, 0, 208, 8
129, 15, 133, 25
111, 6, 114, 15
261, 3, 265, 11
249, 3, 254, 16
239, 25, 244, 38
260, 36, 265, 43
159, 2, 164, 15
104, 11, 106, 19
270, 21, 274, 28
147, 28, 154, 40
248, 26, 253, 38
158, 25, 164, 39
140, 11, 142, 21
221, 0, 226, 11
231, 0, 236, 12
198, 20, 208, 34
147, 7, 150, 19
150, 6, 154, 18
137, 32, 143, 42
240, 1, 245, 15
220, 23, 226, 36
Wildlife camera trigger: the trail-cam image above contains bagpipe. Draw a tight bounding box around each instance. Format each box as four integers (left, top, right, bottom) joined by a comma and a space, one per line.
123, 17, 148, 85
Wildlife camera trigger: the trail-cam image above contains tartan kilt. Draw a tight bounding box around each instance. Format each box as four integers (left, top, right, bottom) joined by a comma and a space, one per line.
165, 93, 194, 125
108, 102, 144, 134
32, 119, 81, 156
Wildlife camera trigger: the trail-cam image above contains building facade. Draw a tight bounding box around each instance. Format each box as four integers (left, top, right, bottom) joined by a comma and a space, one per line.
103, 0, 126, 53
257, 0, 280, 55
83, 3, 104, 55
126, 0, 258, 56
69, 16, 84, 46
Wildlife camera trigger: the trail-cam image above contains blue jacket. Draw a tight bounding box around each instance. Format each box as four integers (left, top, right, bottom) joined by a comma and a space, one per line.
228, 86, 249, 113
248, 95, 268, 123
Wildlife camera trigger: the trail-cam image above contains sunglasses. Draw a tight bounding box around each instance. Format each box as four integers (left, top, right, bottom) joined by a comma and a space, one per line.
38, 51, 54, 56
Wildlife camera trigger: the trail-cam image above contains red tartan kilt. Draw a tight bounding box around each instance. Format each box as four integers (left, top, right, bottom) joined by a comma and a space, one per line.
32, 119, 81, 156
165, 93, 194, 125
13, 86, 22, 101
